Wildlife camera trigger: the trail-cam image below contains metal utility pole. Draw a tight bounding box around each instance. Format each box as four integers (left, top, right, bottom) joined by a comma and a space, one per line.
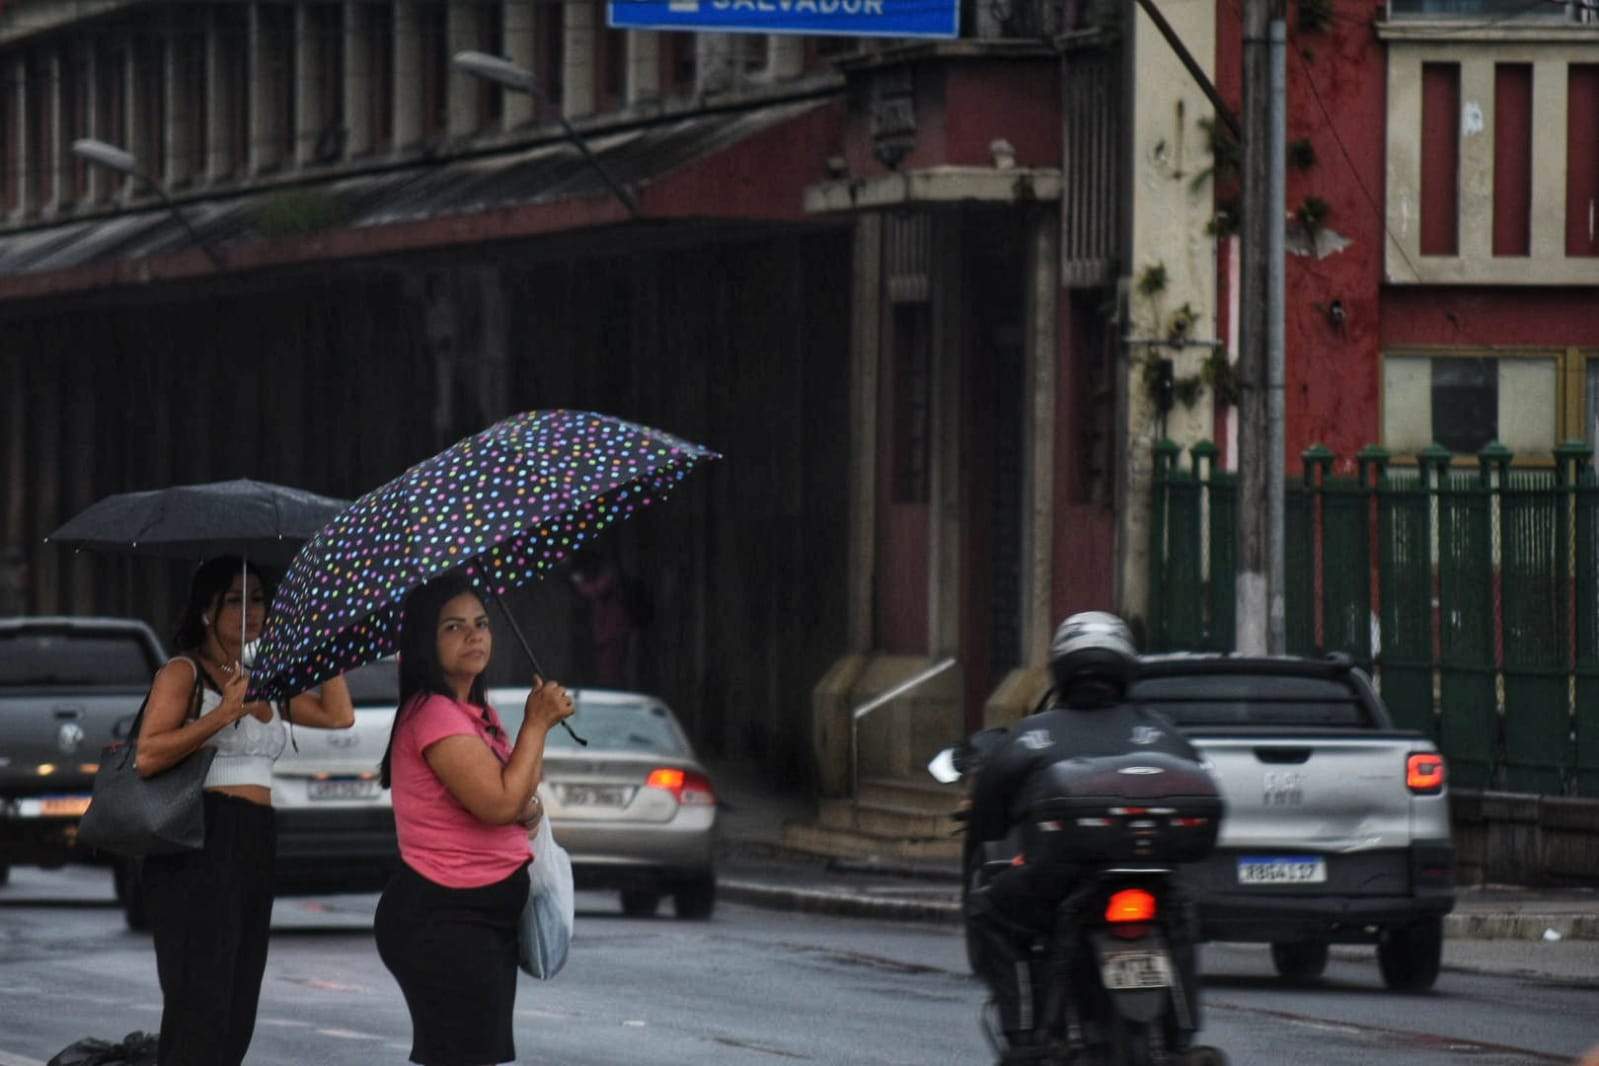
1236, 0, 1287, 655
1267, 17, 1286, 655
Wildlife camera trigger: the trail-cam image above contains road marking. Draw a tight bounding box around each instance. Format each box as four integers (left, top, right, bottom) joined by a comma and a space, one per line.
284, 977, 370, 992
316, 1029, 383, 1040
0, 1049, 46, 1066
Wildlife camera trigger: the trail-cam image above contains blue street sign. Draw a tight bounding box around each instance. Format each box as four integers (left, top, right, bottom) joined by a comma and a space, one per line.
607, 0, 960, 39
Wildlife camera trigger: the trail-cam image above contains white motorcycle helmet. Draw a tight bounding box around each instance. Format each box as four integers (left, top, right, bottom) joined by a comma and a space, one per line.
1048, 611, 1138, 707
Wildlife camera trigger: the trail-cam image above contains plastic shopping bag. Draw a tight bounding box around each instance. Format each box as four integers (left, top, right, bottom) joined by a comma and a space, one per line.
518, 814, 574, 979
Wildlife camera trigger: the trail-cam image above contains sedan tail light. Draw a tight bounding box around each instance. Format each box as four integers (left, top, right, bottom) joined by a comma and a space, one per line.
645, 767, 716, 807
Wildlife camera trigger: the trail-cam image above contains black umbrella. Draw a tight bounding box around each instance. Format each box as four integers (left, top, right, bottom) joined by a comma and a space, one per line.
247, 411, 718, 717
47, 479, 349, 568
48, 479, 350, 658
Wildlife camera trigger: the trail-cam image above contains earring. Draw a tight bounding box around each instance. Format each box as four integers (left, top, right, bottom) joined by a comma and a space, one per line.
202, 614, 212, 626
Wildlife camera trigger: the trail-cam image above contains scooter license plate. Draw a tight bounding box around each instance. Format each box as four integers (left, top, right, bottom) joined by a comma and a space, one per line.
1100, 950, 1173, 991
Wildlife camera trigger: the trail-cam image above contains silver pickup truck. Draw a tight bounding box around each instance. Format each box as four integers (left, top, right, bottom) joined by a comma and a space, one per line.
0, 616, 166, 884
1133, 654, 1456, 991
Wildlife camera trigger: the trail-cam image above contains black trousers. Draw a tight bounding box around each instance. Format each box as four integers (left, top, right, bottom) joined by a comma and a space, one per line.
143, 791, 277, 1066
968, 852, 1080, 1042
375, 862, 530, 1066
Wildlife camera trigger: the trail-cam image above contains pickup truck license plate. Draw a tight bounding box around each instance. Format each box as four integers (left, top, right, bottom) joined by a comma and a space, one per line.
1100, 950, 1173, 991
1237, 856, 1327, 884
307, 778, 380, 801
18, 795, 93, 817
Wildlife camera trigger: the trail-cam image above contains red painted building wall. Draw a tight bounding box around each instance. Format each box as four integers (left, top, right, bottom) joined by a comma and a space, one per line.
1383, 289, 1599, 350
1052, 294, 1116, 621
1212, 0, 1598, 473
1567, 65, 1599, 258
1215, 0, 1390, 473
1421, 64, 1462, 257
1492, 64, 1533, 258
840, 56, 1061, 180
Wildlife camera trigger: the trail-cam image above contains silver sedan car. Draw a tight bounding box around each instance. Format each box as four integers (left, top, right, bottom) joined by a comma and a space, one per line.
487, 686, 718, 920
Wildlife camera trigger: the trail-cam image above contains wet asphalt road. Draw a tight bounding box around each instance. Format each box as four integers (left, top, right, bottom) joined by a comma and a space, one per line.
0, 866, 1595, 1065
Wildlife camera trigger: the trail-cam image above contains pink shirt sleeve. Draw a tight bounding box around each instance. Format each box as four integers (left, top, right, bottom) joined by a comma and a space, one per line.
408, 694, 481, 754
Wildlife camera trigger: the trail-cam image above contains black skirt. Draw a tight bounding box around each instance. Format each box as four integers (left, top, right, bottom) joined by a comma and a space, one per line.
375, 862, 530, 1066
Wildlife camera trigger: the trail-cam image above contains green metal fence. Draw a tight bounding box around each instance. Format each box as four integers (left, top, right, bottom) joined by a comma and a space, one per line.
1149, 440, 1598, 797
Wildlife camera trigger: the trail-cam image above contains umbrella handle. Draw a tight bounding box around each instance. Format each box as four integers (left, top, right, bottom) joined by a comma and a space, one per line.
484, 585, 589, 748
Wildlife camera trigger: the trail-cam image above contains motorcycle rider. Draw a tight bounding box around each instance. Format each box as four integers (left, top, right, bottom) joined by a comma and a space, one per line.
964, 611, 1206, 1059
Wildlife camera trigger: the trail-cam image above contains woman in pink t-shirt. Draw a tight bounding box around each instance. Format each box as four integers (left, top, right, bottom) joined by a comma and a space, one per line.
374, 571, 574, 1066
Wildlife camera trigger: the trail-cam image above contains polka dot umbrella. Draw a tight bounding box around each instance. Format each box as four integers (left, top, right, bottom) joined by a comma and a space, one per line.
246, 410, 719, 719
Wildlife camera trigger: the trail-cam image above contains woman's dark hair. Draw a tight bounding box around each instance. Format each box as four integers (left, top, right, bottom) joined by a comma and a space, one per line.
380, 570, 490, 788
172, 555, 275, 652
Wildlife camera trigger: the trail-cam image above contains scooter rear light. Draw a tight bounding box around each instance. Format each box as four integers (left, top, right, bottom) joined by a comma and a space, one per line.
1105, 888, 1158, 924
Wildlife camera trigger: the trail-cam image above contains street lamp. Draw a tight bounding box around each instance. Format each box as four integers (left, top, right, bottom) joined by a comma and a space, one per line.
450, 51, 641, 219
70, 138, 226, 271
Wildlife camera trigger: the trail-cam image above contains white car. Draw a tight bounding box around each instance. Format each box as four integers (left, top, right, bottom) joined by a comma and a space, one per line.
269, 658, 403, 895
487, 687, 718, 920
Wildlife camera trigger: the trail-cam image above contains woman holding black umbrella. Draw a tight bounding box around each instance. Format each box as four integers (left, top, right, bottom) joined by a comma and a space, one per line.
135, 556, 355, 1066
375, 570, 574, 1066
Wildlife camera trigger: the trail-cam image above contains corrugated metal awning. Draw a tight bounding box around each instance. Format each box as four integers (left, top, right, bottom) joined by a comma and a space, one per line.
0, 95, 840, 301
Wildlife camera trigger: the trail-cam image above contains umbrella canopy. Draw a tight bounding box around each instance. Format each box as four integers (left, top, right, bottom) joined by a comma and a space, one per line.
248, 410, 718, 702
47, 478, 349, 568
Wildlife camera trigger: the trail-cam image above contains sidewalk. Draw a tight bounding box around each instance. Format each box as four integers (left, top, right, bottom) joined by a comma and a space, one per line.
705, 758, 1599, 943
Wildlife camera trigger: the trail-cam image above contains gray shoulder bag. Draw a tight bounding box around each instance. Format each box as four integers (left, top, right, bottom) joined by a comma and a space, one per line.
78, 667, 216, 858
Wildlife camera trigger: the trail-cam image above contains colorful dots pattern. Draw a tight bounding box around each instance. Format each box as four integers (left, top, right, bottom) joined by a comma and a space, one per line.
246, 410, 718, 702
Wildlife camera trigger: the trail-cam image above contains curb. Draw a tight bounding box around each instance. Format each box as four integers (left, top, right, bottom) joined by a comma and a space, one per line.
719, 879, 961, 924
721, 881, 1599, 942
1443, 911, 1599, 942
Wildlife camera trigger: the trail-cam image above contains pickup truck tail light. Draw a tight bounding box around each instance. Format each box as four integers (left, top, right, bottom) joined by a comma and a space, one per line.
1406, 753, 1446, 794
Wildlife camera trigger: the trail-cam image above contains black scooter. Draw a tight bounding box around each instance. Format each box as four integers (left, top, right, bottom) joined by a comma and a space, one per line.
932, 737, 1228, 1066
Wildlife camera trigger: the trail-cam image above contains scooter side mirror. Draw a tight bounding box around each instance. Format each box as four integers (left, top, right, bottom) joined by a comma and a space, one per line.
927, 747, 961, 784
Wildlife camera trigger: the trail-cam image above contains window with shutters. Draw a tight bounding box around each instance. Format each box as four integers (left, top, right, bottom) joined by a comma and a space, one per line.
1382, 349, 1595, 462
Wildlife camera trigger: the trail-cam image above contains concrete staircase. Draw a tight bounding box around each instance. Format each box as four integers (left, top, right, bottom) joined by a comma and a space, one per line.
782, 777, 966, 861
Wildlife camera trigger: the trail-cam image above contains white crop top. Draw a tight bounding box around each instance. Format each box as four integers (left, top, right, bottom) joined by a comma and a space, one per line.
177, 658, 288, 789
